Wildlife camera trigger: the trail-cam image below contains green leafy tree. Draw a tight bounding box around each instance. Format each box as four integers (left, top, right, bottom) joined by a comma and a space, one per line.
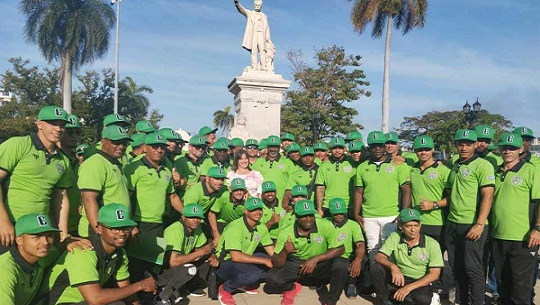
397, 110, 513, 154
281, 45, 371, 144
118, 76, 154, 121
20, 0, 115, 113
213, 106, 234, 136
350, 0, 427, 132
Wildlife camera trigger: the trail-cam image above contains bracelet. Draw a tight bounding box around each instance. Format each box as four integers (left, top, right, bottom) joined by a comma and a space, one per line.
475, 223, 485, 227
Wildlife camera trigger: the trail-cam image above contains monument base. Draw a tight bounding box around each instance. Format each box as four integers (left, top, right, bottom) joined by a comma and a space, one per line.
228, 69, 291, 141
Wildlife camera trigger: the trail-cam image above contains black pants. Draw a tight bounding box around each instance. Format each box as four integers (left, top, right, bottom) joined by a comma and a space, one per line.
370, 263, 433, 305
492, 238, 537, 305
157, 261, 211, 300
264, 257, 349, 305
444, 221, 488, 305
128, 222, 164, 282
421, 224, 444, 292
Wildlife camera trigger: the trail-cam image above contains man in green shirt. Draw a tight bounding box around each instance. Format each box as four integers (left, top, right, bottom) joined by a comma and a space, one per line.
264, 199, 347, 305
253, 135, 291, 203
127, 133, 146, 163
0, 105, 72, 251
175, 135, 208, 191
216, 197, 274, 305
260, 181, 287, 240
200, 140, 231, 180
514, 126, 540, 167
208, 178, 248, 242
490, 133, 540, 305
78, 125, 133, 237
444, 129, 495, 305
283, 146, 319, 207
134, 119, 156, 134
285, 143, 302, 167
314, 142, 329, 164
280, 132, 295, 156
371, 208, 443, 305
245, 139, 259, 165
198, 126, 218, 148
474, 125, 502, 169
385, 131, 418, 166
43, 204, 157, 305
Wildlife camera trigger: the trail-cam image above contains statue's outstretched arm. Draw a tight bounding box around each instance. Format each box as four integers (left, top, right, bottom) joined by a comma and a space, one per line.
234, 0, 248, 17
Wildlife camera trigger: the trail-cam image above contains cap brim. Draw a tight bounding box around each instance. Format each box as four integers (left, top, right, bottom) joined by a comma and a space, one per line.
103, 219, 137, 228
20, 227, 61, 235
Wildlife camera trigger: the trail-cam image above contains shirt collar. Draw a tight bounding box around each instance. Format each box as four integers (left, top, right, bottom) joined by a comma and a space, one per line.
141, 156, 164, 170
9, 246, 36, 274
301, 163, 319, 171
329, 155, 345, 164
90, 235, 121, 260
333, 218, 349, 228
498, 158, 527, 174
243, 215, 258, 232
266, 154, 281, 162
293, 218, 319, 238
181, 221, 194, 237
413, 160, 439, 172
368, 154, 392, 165
30, 132, 60, 156
398, 231, 426, 248
96, 149, 122, 167
456, 154, 479, 166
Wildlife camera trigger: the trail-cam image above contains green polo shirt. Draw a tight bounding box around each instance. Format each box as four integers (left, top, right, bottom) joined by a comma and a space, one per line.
182, 182, 228, 214
492, 160, 540, 241
274, 217, 342, 261
43, 236, 130, 305
0, 134, 73, 221
77, 151, 130, 237
252, 155, 291, 202
0, 246, 59, 305
174, 154, 207, 190
481, 151, 503, 170
261, 201, 287, 239
410, 162, 451, 226
286, 164, 319, 202
200, 156, 231, 178
400, 151, 419, 167
379, 232, 444, 280
124, 157, 175, 223
66, 160, 81, 233
164, 221, 207, 254
216, 216, 273, 261
210, 193, 245, 224
331, 219, 365, 259
315, 157, 356, 209
355, 157, 411, 218
446, 155, 495, 224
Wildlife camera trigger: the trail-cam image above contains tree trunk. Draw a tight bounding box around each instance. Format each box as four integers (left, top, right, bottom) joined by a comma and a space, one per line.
381, 15, 392, 133
61, 54, 72, 113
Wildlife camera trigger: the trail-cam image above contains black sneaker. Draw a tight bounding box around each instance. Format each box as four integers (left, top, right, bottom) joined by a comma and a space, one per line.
345, 282, 358, 299
189, 288, 206, 297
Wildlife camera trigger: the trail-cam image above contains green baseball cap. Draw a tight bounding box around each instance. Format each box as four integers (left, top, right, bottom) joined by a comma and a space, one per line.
15, 213, 61, 236
38, 105, 69, 122
212, 140, 229, 150
97, 203, 137, 228
189, 135, 208, 146
266, 135, 281, 146
102, 126, 133, 141
245, 139, 259, 147
313, 142, 329, 151
385, 132, 399, 143
258, 138, 268, 149
454, 129, 477, 142
183, 203, 204, 218
329, 137, 346, 148
286, 143, 301, 154
245, 197, 264, 211
346, 131, 363, 142
513, 126, 535, 139
348, 141, 364, 152
300, 146, 315, 156
488, 143, 498, 151
262, 181, 277, 192
131, 133, 147, 147
367, 131, 386, 145
329, 198, 347, 215
75, 143, 89, 156
135, 120, 156, 133
103, 114, 130, 127
291, 185, 308, 197
413, 135, 434, 150
294, 199, 316, 216
230, 178, 247, 191
66, 114, 81, 128
230, 138, 244, 148
207, 166, 226, 179
198, 126, 218, 136
498, 133, 523, 148
158, 128, 185, 142
475, 125, 495, 140
280, 132, 295, 141
145, 132, 167, 146
399, 208, 421, 223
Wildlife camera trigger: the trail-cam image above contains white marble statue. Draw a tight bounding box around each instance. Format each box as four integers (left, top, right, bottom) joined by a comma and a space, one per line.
229, 113, 252, 141
234, 0, 275, 72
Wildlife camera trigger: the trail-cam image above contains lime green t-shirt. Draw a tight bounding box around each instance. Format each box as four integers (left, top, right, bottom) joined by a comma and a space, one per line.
66, 161, 81, 233
355, 157, 411, 217
410, 162, 451, 225
261, 201, 287, 239
124, 157, 175, 223
492, 160, 540, 241
315, 157, 356, 209
252, 156, 291, 203
210, 193, 245, 224
216, 216, 273, 261
182, 182, 228, 214
163, 221, 207, 254
77, 151, 131, 237
446, 156, 495, 224
286, 165, 319, 202
331, 219, 365, 259
379, 231, 444, 280
174, 154, 207, 190
200, 157, 231, 178
0, 134, 73, 221
274, 218, 342, 261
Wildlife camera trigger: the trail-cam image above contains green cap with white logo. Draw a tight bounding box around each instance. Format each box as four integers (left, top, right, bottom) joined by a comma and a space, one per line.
102, 126, 132, 141
513, 126, 535, 139
97, 203, 136, 228
475, 125, 495, 140
207, 166, 226, 179
262, 181, 277, 192
230, 178, 247, 191
454, 129, 477, 142
135, 120, 156, 133
38, 105, 69, 122
245, 139, 259, 147
346, 131, 363, 142
145, 132, 167, 145
367, 131, 386, 145
329, 137, 346, 148
385, 132, 399, 143
348, 141, 364, 152
280, 132, 295, 141
300, 146, 315, 156
294, 199, 316, 216
266, 135, 281, 146
189, 135, 208, 146
329, 198, 347, 215
286, 143, 301, 154
198, 126, 218, 136
413, 135, 434, 149
313, 142, 329, 151
399, 208, 421, 223
245, 197, 264, 211
230, 138, 244, 148
66, 114, 81, 128
291, 185, 308, 197
183, 203, 204, 218
15, 213, 61, 236
103, 114, 130, 127
131, 133, 147, 147
498, 133, 523, 148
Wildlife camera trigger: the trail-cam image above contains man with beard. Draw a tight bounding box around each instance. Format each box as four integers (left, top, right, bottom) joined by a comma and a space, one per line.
315, 137, 356, 218
353, 131, 411, 261
0, 106, 72, 252
260, 181, 286, 240
208, 178, 249, 243
216, 197, 274, 305
78, 126, 132, 238
264, 199, 347, 305
200, 140, 232, 180
175, 135, 209, 192
474, 125, 502, 169
283, 147, 319, 208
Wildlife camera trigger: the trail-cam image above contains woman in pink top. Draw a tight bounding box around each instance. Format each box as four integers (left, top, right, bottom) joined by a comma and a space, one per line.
227, 149, 264, 198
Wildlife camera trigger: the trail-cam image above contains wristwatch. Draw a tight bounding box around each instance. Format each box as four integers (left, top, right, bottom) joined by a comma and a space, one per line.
432, 202, 439, 210
534, 225, 540, 232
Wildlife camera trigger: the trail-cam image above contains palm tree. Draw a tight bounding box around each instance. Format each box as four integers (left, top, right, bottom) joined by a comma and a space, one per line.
119, 76, 154, 121
350, 0, 427, 132
213, 106, 235, 136
20, 0, 115, 113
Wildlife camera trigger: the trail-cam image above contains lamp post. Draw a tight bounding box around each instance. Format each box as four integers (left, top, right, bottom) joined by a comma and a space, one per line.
312, 112, 321, 144
112, 0, 121, 114
463, 97, 481, 129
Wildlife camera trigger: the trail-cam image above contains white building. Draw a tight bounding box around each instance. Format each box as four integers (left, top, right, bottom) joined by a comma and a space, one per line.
0, 89, 13, 107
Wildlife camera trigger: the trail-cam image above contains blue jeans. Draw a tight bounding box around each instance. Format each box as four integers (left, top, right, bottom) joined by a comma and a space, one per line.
217, 253, 270, 292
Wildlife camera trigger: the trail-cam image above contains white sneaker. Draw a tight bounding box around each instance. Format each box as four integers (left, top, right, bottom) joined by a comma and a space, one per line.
430, 292, 441, 305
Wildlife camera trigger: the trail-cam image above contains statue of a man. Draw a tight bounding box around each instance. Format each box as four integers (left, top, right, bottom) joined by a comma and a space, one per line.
229, 113, 252, 141
234, 0, 274, 72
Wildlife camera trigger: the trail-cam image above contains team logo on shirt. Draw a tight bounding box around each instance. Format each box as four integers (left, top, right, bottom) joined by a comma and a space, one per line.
461, 167, 471, 177
488, 175, 495, 181
278, 164, 285, 170
56, 163, 65, 173
428, 172, 438, 180
314, 236, 324, 244
343, 165, 352, 173
511, 176, 523, 186
280, 210, 287, 217
164, 174, 171, 182
253, 234, 261, 242
386, 166, 395, 173
337, 232, 347, 242
418, 253, 428, 261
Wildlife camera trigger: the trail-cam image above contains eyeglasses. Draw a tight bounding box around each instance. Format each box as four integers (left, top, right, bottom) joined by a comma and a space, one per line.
99, 224, 133, 234
414, 148, 432, 152
246, 145, 258, 149
110, 139, 129, 146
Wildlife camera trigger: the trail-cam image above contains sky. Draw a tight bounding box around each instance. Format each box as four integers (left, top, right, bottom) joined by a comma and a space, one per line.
1, 0, 539, 137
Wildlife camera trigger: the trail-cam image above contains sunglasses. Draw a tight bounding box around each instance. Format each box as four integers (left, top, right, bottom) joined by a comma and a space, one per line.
99, 224, 133, 234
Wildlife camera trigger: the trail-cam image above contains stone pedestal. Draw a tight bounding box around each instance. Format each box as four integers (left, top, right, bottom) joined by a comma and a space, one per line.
228, 69, 290, 141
